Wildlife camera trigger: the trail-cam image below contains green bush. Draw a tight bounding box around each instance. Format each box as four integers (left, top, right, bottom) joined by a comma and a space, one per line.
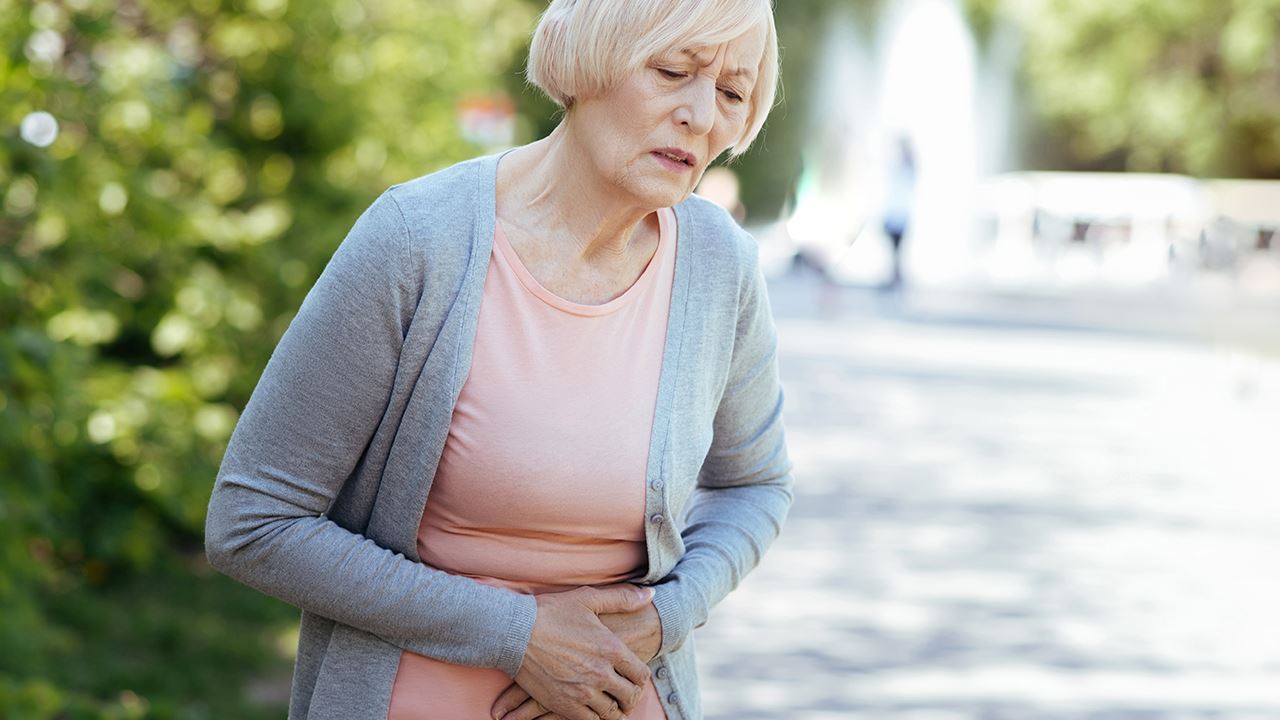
3, 0, 534, 715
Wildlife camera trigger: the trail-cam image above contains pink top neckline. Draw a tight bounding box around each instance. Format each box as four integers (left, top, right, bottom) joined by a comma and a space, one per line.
493, 207, 673, 317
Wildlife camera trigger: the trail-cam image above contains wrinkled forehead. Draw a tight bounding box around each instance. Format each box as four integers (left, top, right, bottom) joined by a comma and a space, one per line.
666, 23, 768, 81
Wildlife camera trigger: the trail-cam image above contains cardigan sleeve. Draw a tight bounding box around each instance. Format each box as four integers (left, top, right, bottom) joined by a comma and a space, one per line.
203, 190, 537, 678
649, 231, 795, 657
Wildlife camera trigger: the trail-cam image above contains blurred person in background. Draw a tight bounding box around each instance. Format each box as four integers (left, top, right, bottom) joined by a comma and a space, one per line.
203, 1, 792, 719
881, 133, 917, 294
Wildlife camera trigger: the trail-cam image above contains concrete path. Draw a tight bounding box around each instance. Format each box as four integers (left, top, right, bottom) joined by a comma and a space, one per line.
693, 275, 1280, 719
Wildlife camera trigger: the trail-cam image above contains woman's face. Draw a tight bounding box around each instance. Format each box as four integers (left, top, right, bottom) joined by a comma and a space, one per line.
566, 22, 767, 211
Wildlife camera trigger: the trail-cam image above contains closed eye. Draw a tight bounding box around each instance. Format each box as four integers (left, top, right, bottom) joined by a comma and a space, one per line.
657, 65, 745, 102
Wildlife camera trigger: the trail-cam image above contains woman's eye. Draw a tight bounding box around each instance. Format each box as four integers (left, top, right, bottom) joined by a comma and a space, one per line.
720, 88, 744, 102
658, 68, 686, 79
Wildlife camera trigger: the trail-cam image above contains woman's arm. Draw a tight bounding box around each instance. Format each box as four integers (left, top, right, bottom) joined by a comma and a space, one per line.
649, 233, 795, 658
204, 190, 536, 674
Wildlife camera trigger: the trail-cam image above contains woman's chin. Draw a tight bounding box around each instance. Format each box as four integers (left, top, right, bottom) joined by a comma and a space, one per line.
626, 179, 692, 210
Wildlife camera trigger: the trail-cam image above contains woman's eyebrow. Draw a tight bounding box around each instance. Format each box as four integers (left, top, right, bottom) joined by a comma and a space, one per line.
676, 49, 756, 81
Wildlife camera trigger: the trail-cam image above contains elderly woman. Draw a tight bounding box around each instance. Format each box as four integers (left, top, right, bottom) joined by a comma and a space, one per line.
203, 1, 791, 719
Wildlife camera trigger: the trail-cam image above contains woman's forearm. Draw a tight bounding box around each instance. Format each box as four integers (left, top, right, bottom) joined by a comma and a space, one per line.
650, 236, 794, 656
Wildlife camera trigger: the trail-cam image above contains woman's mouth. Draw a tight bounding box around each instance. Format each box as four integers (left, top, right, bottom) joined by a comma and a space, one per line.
651, 148, 695, 172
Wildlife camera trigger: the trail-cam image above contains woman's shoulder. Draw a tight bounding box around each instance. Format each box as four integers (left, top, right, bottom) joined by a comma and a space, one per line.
675, 192, 762, 279
383, 153, 496, 220
356, 154, 499, 280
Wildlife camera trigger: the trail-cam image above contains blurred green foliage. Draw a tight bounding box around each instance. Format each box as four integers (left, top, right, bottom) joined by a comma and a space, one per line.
3, 0, 535, 715
965, 0, 1280, 178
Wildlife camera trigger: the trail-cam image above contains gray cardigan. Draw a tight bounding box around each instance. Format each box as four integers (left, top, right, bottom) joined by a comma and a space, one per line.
204, 150, 793, 720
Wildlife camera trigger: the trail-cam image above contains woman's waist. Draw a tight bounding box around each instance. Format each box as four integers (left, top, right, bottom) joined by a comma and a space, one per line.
389, 650, 668, 720
418, 526, 648, 595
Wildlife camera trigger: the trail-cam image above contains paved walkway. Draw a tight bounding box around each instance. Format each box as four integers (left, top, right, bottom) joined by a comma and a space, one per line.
693, 275, 1280, 719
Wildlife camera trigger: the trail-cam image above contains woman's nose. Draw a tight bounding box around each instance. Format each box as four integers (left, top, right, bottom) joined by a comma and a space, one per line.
674, 80, 716, 136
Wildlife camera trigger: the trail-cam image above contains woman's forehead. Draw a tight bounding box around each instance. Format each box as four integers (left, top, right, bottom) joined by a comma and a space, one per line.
659, 26, 767, 73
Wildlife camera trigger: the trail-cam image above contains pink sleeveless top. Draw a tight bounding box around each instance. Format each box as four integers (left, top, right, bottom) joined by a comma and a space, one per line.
386, 209, 677, 719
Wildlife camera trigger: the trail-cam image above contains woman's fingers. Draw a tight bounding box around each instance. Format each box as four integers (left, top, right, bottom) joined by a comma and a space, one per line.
609, 644, 650, 695
490, 684, 580, 720
495, 695, 547, 720
587, 691, 627, 720
598, 600, 662, 663
578, 584, 653, 615
491, 682, 532, 719
601, 667, 644, 714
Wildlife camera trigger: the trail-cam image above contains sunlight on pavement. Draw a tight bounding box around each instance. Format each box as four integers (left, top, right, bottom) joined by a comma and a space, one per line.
695, 297, 1280, 718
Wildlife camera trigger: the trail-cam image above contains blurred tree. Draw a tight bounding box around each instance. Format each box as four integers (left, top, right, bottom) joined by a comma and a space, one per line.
2, 0, 533, 716
965, 0, 1280, 178
729, 0, 845, 221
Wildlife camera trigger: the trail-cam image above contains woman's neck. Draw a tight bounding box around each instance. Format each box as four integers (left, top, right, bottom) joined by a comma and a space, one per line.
496, 124, 657, 268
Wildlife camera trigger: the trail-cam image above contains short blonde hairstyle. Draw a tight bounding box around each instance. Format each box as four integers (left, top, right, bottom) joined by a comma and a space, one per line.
527, 0, 779, 157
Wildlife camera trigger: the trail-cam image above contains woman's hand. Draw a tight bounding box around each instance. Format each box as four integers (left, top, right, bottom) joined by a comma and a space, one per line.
492, 585, 662, 720
497, 584, 653, 720
598, 597, 662, 664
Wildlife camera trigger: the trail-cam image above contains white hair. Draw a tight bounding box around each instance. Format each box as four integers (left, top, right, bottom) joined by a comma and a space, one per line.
526, 0, 779, 157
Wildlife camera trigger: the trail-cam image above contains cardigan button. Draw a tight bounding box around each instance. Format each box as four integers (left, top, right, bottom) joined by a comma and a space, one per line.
649, 513, 664, 525
655, 666, 669, 680
650, 479, 664, 491
667, 692, 679, 704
